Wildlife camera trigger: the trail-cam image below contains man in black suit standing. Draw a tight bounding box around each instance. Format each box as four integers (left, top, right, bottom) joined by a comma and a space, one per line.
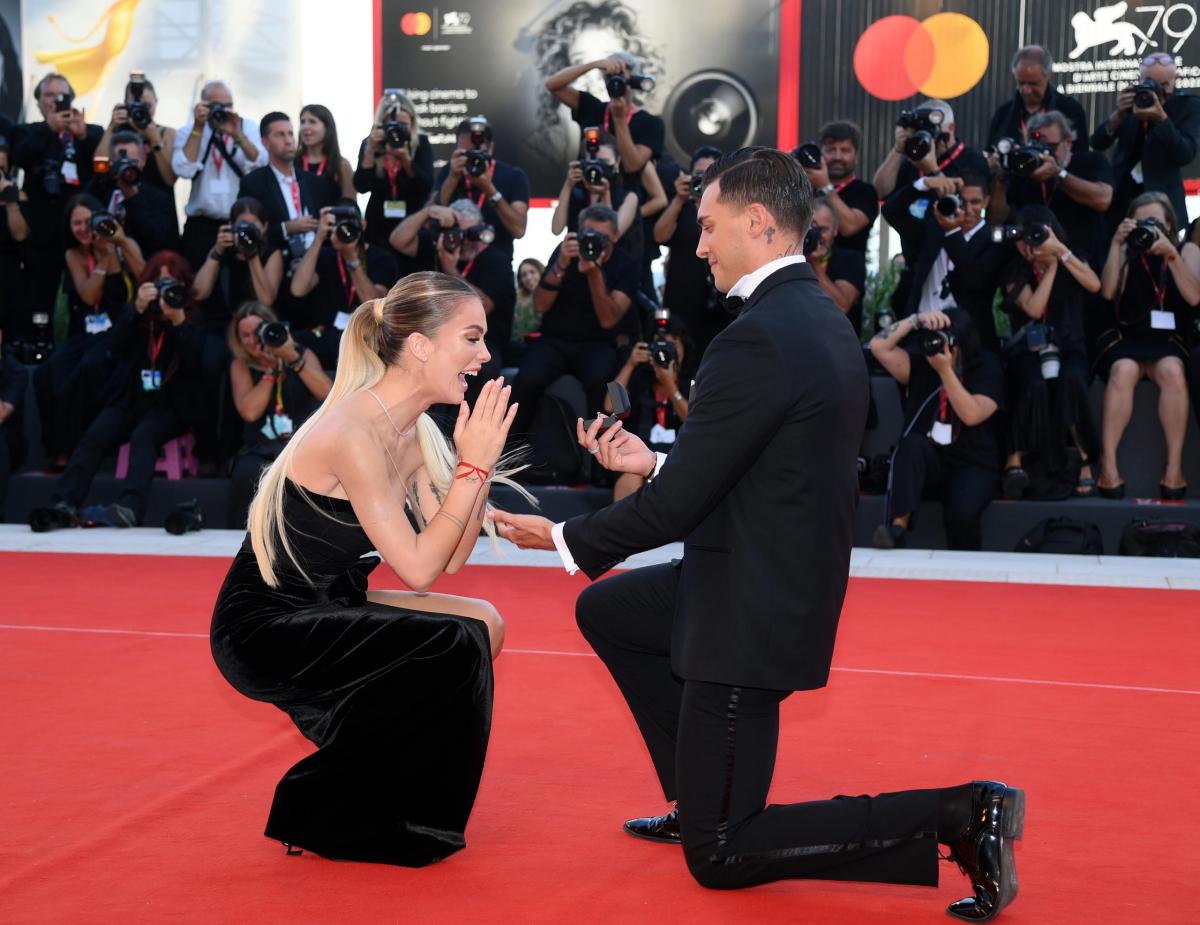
491, 148, 1024, 922
238, 112, 333, 258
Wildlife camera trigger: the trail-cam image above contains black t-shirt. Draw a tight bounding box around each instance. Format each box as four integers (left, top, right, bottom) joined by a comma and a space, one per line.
413, 231, 516, 348
1002, 258, 1088, 349
831, 177, 879, 253
572, 92, 665, 193
431, 159, 530, 259
663, 200, 715, 317
626, 363, 691, 451
564, 181, 642, 261
199, 243, 282, 329
1005, 151, 1110, 265
821, 246, 867, 334
537, 243, 640, 343
11, 120, 104, 243
355, 134, 435, 248
282, 244, 399, 330
896, 141, 990, 188
904, 348, 1005, 470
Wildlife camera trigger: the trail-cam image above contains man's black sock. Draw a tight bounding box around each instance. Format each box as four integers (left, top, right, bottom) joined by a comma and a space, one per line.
937, 783, 975, 844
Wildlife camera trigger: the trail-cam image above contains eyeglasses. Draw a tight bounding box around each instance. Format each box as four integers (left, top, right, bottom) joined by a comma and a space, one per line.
1141, 53, 1174, 65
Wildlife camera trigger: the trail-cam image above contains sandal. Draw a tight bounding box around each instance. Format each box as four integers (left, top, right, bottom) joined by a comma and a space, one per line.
1075, 475, 1097, 498
1098, 482, 1125, 500
1159, 483, 1187, 501
1001, 466, 1029, 500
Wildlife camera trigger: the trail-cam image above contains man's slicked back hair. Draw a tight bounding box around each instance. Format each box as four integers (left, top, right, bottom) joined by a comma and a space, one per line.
702, 147, 813, 237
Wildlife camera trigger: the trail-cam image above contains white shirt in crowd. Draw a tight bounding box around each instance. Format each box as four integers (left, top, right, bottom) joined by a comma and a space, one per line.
270, 163, 315, 251
912, 177, 986, 316
171, 116, 267, 220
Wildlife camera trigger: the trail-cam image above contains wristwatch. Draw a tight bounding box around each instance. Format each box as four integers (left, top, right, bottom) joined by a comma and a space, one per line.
490, 189, 503, 203
819, 183, 836, 195
1057, 167, 1068, 181
344, 258, 361, 271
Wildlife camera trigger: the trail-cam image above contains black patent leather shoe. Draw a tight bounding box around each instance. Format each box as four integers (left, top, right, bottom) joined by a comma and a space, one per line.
946, 781, 1025, 922
623, 807, 680, 844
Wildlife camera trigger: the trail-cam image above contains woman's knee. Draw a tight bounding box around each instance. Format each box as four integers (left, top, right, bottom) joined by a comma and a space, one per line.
1154, 358, 1187, 391
459, 597, 504, 656
1108, 359, 1140, 390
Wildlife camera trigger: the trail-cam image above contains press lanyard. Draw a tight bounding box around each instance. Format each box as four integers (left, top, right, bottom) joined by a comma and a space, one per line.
602, 102, 637, 133
458, 243, 486, 279
385, 158, 402, 199
937, 386, 949, 422
211, 133, 230, 176
464, 161, 496, 208
336, 254, 357, 307
833, 175, 856, 194
937, 142, 964, 171
86, 252, 101, 310
302, 154, 327, 176
274, 374, 285, 415
148, 326, 166, 371
284, 174, 301, 216
1140, 255, 1168, 311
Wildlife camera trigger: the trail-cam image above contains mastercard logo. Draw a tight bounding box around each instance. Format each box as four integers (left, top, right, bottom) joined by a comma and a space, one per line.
854, 13, 990, 101
400, 12, 432, 36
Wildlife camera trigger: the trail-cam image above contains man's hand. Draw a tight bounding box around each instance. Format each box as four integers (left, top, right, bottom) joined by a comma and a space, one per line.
578, 415, 656, 478
0, 400, 15, 425
804, 161, 831, 190
893, 125, 913, 154
1134, 92, 1167, 124
578, 250, 605, 275
437, 237, 460, 275
926, 340, 955, 375
923, 174, 961, 197
673, 171, 692, 202
285, 216, 320, 236
652, 360, 680, 391
599, 56, 627, 76
609, 96, 629, 122
558, 233, 581, 268
109, 103, 130, 131
316, 208, 336, 243
487, 511, 556, 550
1115, 87, 1136, 117
428, 204, 456, 227
68, 109, 89, 140
192, 102, 210, 132
448, 148, 467, 179
1029, 153, 1060, 182
933, 205, 964, 232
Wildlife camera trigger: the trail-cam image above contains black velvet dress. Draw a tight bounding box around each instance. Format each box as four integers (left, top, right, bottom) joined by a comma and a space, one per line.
210, 480, 493, 866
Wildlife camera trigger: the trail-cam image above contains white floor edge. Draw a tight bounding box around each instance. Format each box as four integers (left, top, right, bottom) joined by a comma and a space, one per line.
1, 525, 1197, 590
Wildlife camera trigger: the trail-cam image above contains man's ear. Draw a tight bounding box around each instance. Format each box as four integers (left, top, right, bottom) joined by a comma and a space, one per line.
743, 202, 770, 238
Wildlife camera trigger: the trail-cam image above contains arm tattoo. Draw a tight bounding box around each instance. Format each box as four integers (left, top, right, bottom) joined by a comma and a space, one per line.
429, 480, 443, 504
764, 226, 775, 244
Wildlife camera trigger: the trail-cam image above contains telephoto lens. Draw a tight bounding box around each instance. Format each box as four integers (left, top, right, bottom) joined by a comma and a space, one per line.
1126, 219, 1161, 253
383, 121, 410, 147
1023, 222, 1050, 247
440, 227, 464, 252
578, 229, 608, 263
902, 131, 933, 161
1039, 342, 1061, 380
233, 220, 263, 256
257, 320, 289, 349
154, 277, 188, 309
918, 329, 957, 357
581, 159, 611, 186
127, 101, 152, 130
935, 194, 962, 217
329, 205, 363, 244
605, 74, 628, 99
90, 211, 119, 238
791, 142, 822, 169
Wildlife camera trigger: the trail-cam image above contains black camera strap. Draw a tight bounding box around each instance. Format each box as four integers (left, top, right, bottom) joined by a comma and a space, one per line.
882, 384, 943, 524
201, 130, 245, 180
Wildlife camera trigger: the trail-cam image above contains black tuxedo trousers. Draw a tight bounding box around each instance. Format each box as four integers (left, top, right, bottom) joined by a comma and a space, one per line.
577, 563, 943, 889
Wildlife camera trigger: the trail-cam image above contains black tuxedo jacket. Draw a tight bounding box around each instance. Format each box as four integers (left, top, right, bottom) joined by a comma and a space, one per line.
881, 183, 1007, 350
562, 263, 868, 691
238, 166, 334, 250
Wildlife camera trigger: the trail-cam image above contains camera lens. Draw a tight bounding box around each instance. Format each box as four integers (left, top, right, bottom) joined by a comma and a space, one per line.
792, 142, 822, 169
258, 320, 289, 349
934, 194, 962, 217
903, 132, 933, 161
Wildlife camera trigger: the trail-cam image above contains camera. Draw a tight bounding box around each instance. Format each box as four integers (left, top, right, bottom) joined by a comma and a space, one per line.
232, 220, 263, 257
605, 72, 656, 99
256, 320, 290, 349
1130, 78, 1165, 110
383, 121, 410, 148
802, 225, 822, 255
991, 222, 1050, 247
648, 305, 676, 369
12, 311, 54, 364
918, 328, 958, 357
207, 101, 231, 130
464, 118, 492, 178
935, 193, 962, 217
164, 499, 205, 536
151, 277, 188, 314
578, 229, 609, 263
874, 305, 895, 334
689, 173, 705, 198
896, 107, 945, 161
329, 205, 363, 244
54, 91, 74, 114
436, 222, 496, 253
127, 70, 152, 130
112, 155, 141, 186
791, 141, 822, 169
90, 211, 119, 238
0, 181, 17, 204
580, 158, 612, 187
992, 136, 1051, 178
1024, 324, 1061, 380
1126, 218, 1164, 252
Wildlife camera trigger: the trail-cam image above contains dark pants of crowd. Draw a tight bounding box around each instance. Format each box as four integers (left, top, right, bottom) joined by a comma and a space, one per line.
52, 402, 186, 523
576, 563, 959, 890
227, 441, 284, 529
0, 419, 29, 519
33, 331, 116, 460
21, 244, 66, 340
181, 216, 226, 277
1007, 345, 1099, 470
510, 337, 620, 436
889, 433, 997, 551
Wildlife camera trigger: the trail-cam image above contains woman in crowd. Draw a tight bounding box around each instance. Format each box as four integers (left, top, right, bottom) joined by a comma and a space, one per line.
193, 196, 284, 314
870, 308, 1005, 550
1095, 192, 1200, 499
33, 193, 142, 467
354, 92, 434, 250
225, 302, 331, 528
509, 257, 544, 364
297, 104, 356, 204
211, 273, 527, 865
603, 317, 691, 501
29, 251, 205, 530
999, 207, 1102, 499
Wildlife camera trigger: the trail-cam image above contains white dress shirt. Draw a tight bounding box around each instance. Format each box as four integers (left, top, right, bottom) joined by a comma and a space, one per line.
916, 205, 986, 316
550, 253, 807, 574
172, 116, 267, 219
271, 164, 315, 251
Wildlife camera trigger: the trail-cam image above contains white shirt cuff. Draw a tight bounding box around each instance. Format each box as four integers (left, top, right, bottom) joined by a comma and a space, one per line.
944, 226, 963, 237
651, 452, 667, 479
913, 177, 929, 191
551, 521, 579, 575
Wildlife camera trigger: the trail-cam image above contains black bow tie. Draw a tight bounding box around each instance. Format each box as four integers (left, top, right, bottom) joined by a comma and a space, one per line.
721, 295, 747, 315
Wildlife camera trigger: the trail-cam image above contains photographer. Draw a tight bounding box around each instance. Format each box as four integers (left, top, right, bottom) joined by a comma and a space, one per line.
1089, 53, 1200, 230
794, 121, 878, 257
604, 318, 691, 501
95, 72, 177, 190
10, 74, 103, 338
297, 104, 356, 204
654, 145, 728, 360
288, 201, 397, 361
998, 207, 1102, 498
987, 46, 1089, 153
172, 80, 266, 273
29, 252, 206, 531
434, 116, 530, 260
0, 330, 29, 517
544, 52, 664, 194
552, 127, 640, 256
86, 129, 181, 258
870, 308, 1004, 550
881, 171, 1007, 350
239, 112, 332, 260
225, 302, 331, 527
192, 197, 285, 319
872, 99, 989, 200
354, 91, 434, 250
1094, 193, 1199, 500
805, 197, 866, 333
391, 199, 515, 398
511, 204, 640, 436
0, 136, 30, 333
987, 110, 1112, 266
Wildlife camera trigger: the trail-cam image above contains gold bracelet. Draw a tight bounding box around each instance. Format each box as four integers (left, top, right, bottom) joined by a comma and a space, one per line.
434, 509, 465, 530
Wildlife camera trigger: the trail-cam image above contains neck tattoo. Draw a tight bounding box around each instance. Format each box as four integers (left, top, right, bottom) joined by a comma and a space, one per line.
366, 388, 416, 438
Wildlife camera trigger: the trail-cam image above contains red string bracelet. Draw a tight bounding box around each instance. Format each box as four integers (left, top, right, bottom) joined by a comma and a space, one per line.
455, 461, 492, 481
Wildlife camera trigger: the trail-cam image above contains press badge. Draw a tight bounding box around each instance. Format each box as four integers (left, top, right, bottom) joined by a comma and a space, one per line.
61, 161, 79, 185
264, 414, 294, 440
334, 311, 353, 330
140, 369, 162, 391
649, 423, 677, 445
929, 421, 953, 446
1151, 310, 1176, 331
383, 199, 407, 219
908, 197, 930, 220
85, 313, 112, 334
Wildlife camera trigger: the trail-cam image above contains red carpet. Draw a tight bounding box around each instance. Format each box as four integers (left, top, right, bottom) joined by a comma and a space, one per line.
2, 551, 1197, 924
